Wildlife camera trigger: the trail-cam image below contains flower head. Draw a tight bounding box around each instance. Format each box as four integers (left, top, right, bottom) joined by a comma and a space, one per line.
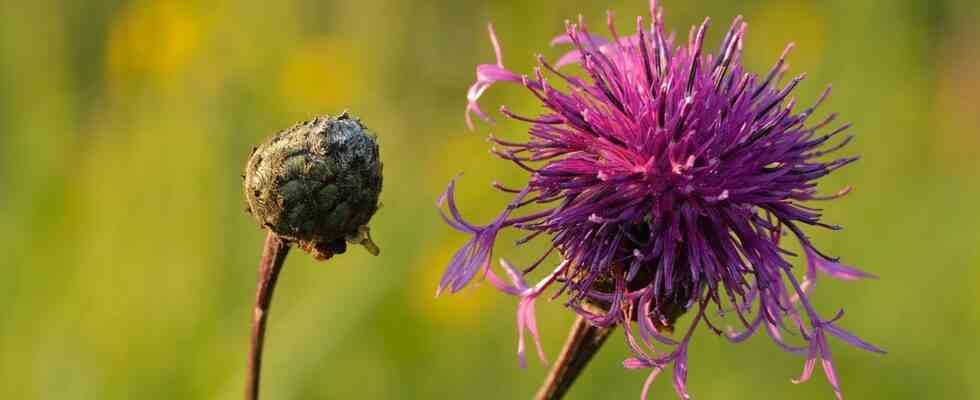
439, 1, 882, 398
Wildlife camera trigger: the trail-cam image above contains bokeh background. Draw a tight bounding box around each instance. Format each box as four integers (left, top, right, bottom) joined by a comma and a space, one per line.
2, 0, 979, 398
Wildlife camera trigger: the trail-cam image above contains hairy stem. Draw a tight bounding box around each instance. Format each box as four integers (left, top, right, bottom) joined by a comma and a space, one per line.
534, 315, 616, 400
246, 232, 291, 400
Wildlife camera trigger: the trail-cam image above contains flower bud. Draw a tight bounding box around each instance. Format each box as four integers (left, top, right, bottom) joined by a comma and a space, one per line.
244, 113, 382, 260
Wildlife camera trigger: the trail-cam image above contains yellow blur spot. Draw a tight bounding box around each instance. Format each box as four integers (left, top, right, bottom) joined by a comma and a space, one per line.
411, 242, 497, 327
747, 0, 825, 73
278, 37, 358, 110
935, 38, 980, 173
107, 1, 201, 83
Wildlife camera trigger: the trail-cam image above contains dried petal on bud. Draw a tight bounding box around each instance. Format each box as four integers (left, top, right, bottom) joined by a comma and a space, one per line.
244, 113, 382, 259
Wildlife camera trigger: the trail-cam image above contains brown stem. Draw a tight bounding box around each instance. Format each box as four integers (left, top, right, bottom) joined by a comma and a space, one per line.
534, 315, 616, 400
245, 232, 291, 400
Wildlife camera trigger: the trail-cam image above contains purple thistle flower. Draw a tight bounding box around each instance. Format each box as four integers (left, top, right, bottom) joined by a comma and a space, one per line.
439, 1, 883, 398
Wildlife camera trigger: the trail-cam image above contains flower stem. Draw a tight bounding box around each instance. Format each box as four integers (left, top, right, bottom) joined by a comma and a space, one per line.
534, 315, 616, 400
245, 232, 291, 400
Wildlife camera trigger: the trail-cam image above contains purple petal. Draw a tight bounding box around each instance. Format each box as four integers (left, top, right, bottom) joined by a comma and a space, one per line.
817, 334, 844, 400
805, 245, 877, 280
498, 259, 529, 291
550, 32, 609, 47
824, 322, 886, 354
555, 50, 584, 68
791, 342, 817, 384
672, 352, 690, 399
765, 320, 807, 355
624, 356, 654, 369
725, 313, 763, 343
640, 367, 663, 400
474, 64, 522, 86
485, 268, 523, 296
516, 295, 547, 367
436, 176, 478, 233
463, 25, 524, 129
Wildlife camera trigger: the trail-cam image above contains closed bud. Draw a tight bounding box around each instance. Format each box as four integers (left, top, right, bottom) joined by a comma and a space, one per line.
244, 113, 382, 260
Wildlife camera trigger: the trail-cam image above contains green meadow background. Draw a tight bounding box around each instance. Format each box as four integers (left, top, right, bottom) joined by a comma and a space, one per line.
2, 0, 978, 398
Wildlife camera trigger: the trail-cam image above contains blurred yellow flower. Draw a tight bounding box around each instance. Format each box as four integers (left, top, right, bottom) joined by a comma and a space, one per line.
107, 0, 201, 83
936, 26, 980, 174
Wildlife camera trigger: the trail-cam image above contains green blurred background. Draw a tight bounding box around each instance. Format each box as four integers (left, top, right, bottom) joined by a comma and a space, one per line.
2, 0, 978, 398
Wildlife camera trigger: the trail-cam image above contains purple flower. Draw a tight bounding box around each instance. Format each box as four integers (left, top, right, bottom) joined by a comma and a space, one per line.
438, 1, 883, 398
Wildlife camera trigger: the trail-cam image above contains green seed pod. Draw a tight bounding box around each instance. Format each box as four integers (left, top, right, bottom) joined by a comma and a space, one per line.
244, 113, 382, 260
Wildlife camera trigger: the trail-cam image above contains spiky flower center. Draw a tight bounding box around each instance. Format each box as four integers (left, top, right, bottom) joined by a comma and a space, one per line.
439, 2, 882, 399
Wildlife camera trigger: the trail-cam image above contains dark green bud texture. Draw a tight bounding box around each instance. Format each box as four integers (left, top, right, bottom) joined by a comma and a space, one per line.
244, 113, 382, 259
